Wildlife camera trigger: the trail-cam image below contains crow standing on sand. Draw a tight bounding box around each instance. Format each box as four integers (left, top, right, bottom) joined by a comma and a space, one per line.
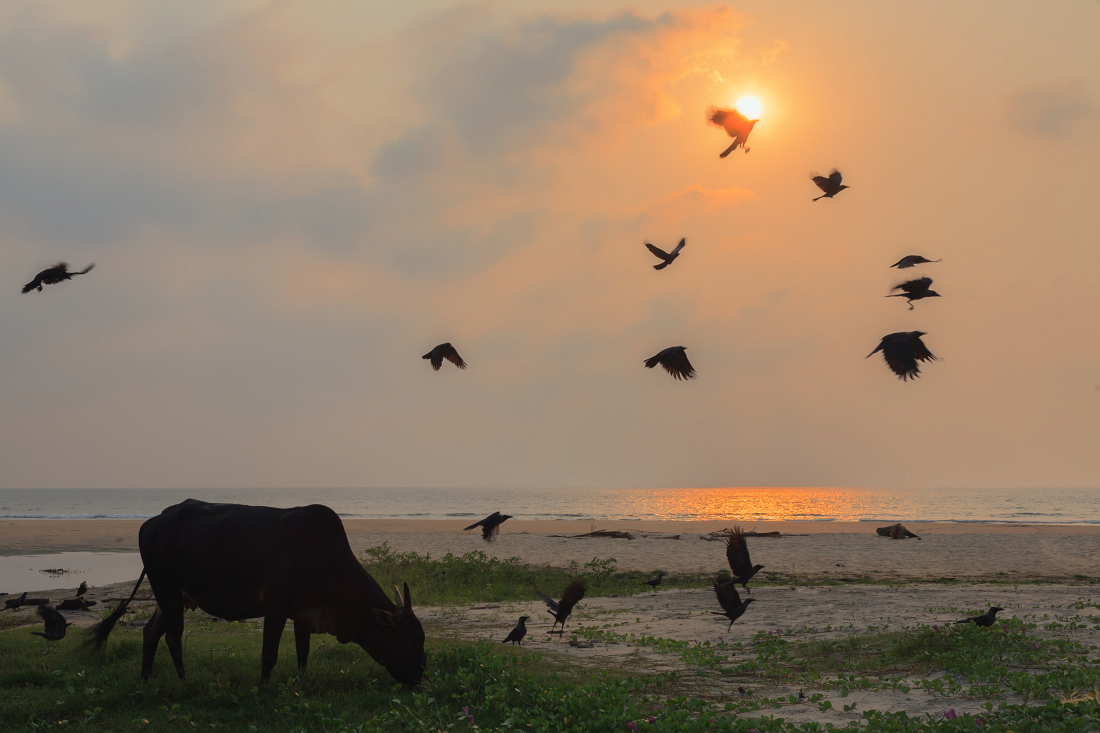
22, 263, 95, 293
643, 572, 666, 591
644, 346, 696, 381
887, 277, 941, 310
891, 255, 942, 269
464, 512, 512, 542
3, 592, 28, 611
810, 170, 849, 201
76, 581, 88, 598
712, 578, 755, 630
955, 607, 1005, 628
867, 331, 939, 381
708, 106, 758, 157
645, 239, 686, 270
502, 615, 530, 646
535, 580, 587, 633
726, 527, 765, 593
422, 343, 467, 371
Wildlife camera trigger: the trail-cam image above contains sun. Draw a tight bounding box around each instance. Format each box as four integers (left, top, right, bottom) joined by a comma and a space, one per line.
736, 96, 762, 120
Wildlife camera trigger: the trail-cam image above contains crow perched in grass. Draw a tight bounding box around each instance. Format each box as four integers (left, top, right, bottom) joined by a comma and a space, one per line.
645, 239, 686, 270
887, 277, 941, 310
955, 607, 1004, 628
810, 170, 849, 201
726, 527, 765, 593
3, 592, 28, 611
644, 346, 696, 381
642, 572, 666, 591
422, 343, 467, 371
867, 331, 938, 381
463, 512, 512, 542
890, 255, 941, 269
502, 616, 529, 646
22, 263, 95, 293
535, 580, 587, 633
712, 578, 755, 630
708, 106, 758, 157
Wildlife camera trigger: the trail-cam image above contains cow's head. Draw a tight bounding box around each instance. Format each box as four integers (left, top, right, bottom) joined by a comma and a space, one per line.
367, 582, 426, 685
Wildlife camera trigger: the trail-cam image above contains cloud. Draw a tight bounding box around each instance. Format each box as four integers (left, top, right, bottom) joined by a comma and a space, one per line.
1004, 79, 1097, 137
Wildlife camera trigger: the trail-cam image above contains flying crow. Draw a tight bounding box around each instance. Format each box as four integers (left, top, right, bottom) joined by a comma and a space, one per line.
22, 263, 95, 293
463, 512, 512, 542
535, 580, 587, 633
887, 277, 941, 310
890, 255, 941, 269
811, 170, 849, 201
422, 343, 467, 371
31, 605, 73, 642
708, 106, 758, 157
644, 346, 696, 381
867, 331, 938, 381
726, 527, 765, 593
645, 239, 686, 270
712, 578, 755, 630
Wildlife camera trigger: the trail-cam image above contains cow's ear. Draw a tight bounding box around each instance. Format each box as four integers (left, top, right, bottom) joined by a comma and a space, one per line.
371, 608, 396, 627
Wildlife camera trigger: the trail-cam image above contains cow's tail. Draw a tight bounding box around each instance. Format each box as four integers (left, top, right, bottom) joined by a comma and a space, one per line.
86, 569, 146, 649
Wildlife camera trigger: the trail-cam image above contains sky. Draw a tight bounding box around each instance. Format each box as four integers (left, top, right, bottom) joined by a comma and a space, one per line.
0, 0, 1097, 490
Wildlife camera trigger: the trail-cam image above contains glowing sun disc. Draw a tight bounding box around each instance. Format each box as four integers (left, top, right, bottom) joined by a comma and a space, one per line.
736, 96, 762, 119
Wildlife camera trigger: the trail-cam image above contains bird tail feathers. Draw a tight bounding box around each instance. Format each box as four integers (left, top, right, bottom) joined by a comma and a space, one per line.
719, 141, 739, 158
652, 262, 668, 270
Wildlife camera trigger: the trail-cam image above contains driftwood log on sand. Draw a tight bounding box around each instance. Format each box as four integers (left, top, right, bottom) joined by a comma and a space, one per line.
700, 529, 801, 541
549, 530, 636, 540
876, 523, 921, 540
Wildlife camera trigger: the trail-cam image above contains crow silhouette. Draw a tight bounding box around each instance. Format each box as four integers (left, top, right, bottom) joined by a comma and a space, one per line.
463, 512, 512, 542
535, 580, 587, 633
887, 277, 941, 310
712, 578, 755, 630
890, 255, 941, 269
3, 592, 28, 611
867, 331, 938, 381
645, 239, 685, 270
422, 343, 467, 371
644, 346, 696, 381
502, 615, 530, 645
31, 605, 73, 642
22, 263, 95, 293
76, 581, 88, 598
726, 527, 765, 593
811, 170, 849, 201
955, 607, 1004, 628
642, 572, 666, 591
708, 106, 758, 157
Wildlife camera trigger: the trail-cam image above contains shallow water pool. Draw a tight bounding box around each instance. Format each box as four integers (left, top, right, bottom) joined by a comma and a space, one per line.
0, 552, 142, 595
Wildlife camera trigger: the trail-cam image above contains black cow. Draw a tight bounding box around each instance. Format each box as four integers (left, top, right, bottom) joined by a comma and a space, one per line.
89, 500, 426, 685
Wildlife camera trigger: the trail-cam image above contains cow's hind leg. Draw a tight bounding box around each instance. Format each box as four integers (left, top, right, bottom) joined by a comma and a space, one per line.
293, 620, 311, 672
162, 602, 187, 680
141, 607, 168, 680
260, 612, 289, 682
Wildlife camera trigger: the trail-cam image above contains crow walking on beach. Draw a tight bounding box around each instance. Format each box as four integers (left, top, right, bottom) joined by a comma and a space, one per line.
726, 527, 765, 593
867, 331, 938, 381
643, 572, 666, 591
3, 592, 28, 611
887, 277, 941, 310
422, 343, 467, 371
891, 255, 941, 269
644, 346, 696, 381
645, 239, 686, 270
708, 106, 758, 157
76, 581, 88, 598
502, 616, 530, 646
535, 580, 587, 633
955, 607, 1004, 628
22, 263, 95, 293
811, 170, 849, 201
712, 578, 755, 630
464, 512, 512, 542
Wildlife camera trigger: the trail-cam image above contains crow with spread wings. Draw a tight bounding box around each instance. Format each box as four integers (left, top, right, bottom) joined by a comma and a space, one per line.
887, 277, 941, 310
712, 578, 755, 630
890, 255, 941, 269
645, 238, 685, 270
867, 331, 938, 381
810, 170, 849, 201
22, 263, 95, 293
535, 580, 587, 633
422, 343, 467, 371
464, 512, 512, 542
708, 106, 758, 158
726, 527, 765, 593
644, 346, 696, 381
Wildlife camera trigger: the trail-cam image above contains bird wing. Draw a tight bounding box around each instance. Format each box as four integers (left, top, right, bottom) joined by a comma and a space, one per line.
534, 586, 559, 612
910, 334, 938, 363
828, 169, 843, 184
645, 242, 670, 260
661, 348, 696, 380
725, 527, 753, 576
37, 605, 66, 634
893, 278, 932, 294
708, 106, 750, 137
556, 580, 587, 618
713, 579, 743, 616
670, 238, 686, 256
463, 514, 492, 531
440, 343, 467, 369
880, 335, 921, 380
811, 175, 831, 193
423, 347, 444, 370
891, 256, 921, 269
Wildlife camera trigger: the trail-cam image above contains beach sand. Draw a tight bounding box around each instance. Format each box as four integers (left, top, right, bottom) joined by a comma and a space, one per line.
3, 518, 1099, 580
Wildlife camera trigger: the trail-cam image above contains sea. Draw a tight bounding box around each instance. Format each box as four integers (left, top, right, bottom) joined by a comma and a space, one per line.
2, 486, 1098, 524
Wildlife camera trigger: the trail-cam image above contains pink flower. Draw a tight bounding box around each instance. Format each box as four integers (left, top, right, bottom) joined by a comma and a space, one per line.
462, 707, 469, 715
1031, 641, 1039, 650
944, 709, 958, 720
651, 705, 659, 713
718, 636, 724, 643
932, 625, 939, 632
648, 717, 656, 724
975, 717, 983, 728
466, 715, 474, 726
709, 719, 717, 726
628, 723, 638, 732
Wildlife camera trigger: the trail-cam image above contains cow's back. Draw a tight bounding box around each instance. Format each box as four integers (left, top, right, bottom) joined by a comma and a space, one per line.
139, 499, 358, 620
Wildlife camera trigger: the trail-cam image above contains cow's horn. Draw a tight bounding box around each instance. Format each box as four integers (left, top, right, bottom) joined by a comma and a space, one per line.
393, 584, 404, 611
